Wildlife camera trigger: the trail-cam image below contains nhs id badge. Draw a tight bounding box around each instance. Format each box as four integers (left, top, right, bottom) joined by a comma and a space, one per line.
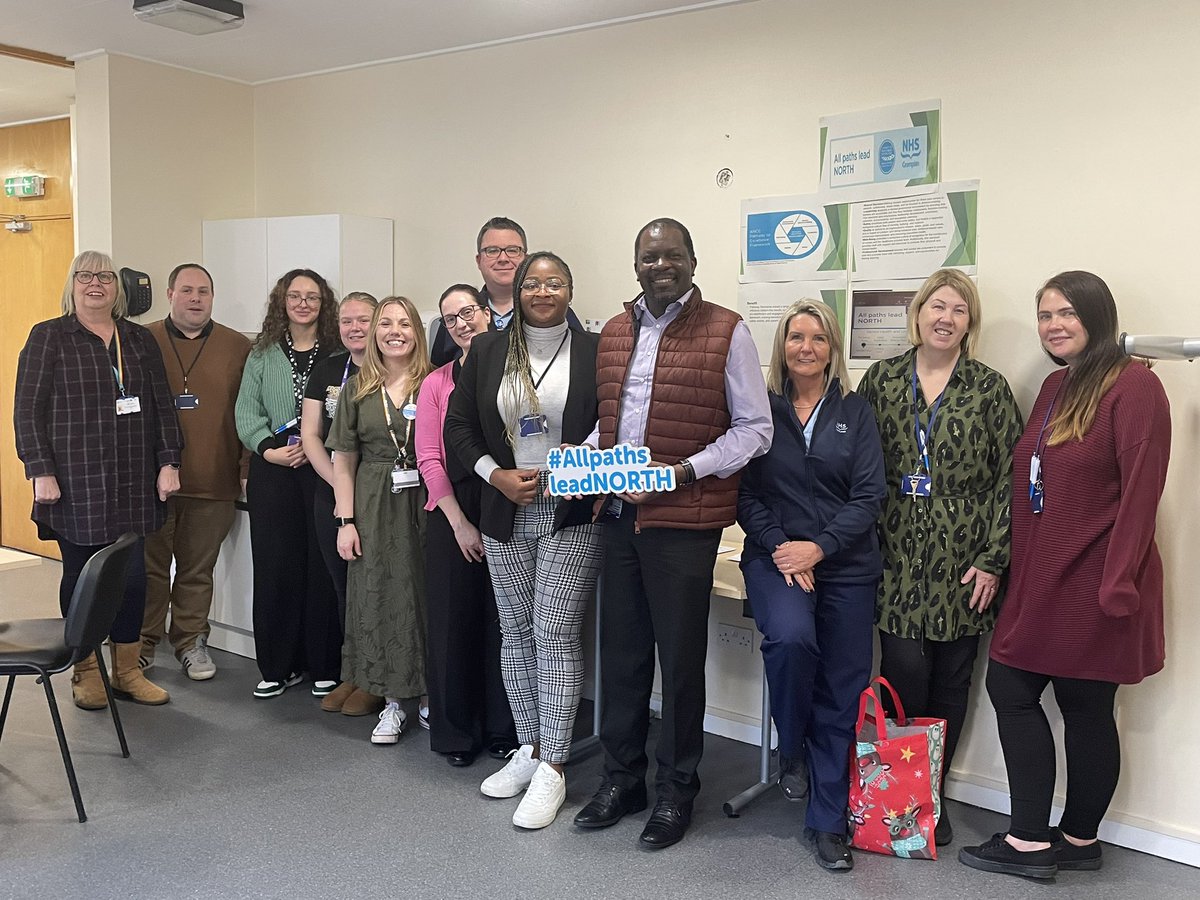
115, 396, 141, 416
1029, 453, 1044, 514
899, 473, 932, 499
518, 413, 549, 438
391, 465, 419, 493
175, 393, 199, 410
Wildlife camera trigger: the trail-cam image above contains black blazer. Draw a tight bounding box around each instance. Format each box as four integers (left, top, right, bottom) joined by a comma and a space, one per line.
445, 327, 599, 542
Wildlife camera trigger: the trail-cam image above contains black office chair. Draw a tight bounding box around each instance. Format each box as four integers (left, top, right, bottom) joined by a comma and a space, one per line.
0, 532, 138, 823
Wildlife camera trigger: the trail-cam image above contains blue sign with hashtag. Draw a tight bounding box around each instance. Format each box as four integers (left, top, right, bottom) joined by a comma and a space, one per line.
546, 443, 677, 497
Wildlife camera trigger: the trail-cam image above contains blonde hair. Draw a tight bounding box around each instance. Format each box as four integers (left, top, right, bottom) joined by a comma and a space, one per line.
906, 268, 980, 359
766, 299, 850, 398
61, 250, 128, 318
353, 296, 432, 402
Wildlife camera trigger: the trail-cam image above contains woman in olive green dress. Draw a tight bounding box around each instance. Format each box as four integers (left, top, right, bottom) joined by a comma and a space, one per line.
857, 269, 1023, 846
329, 296, 432, 744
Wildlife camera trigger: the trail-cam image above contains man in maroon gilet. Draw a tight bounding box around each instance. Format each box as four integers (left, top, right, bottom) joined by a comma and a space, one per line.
573, 219, 772, 849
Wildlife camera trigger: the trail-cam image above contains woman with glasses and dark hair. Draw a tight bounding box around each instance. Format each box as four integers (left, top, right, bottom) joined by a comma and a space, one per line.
235, 269, 342, 700
417, 284, 518, 766
736, 299, 886, 871
960, 272, 1171, 880
15, 250, 182, 709
857, 268, 1023, 846
446, 252, 602, 830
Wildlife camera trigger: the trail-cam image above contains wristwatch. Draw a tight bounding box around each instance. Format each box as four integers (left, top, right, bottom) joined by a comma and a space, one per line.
335, 516, 356, 527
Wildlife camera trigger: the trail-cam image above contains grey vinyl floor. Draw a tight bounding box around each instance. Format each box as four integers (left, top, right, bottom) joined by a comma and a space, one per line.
1, 558, 1197, 899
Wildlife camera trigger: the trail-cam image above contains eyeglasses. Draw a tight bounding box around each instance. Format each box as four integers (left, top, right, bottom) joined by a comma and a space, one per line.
479, 245, 525, 260
441, 305, 486, 328
286, 292, 321, 306
520, 279, 569, 294
74, 270, 117, 285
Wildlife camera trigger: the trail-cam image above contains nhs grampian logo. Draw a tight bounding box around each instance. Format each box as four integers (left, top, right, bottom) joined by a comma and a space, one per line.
746, 210, 824, 262
878, 140, 896, 175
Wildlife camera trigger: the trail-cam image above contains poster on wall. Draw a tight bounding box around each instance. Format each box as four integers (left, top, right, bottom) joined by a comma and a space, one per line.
738, 280, 849, 366
739, 195, 849, 283
852, 180, 979, 280
847, 279, 923, 367
819, 99, 941, 203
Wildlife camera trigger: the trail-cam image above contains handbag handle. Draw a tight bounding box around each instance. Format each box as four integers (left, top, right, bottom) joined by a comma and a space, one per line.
855, 675, 909, 739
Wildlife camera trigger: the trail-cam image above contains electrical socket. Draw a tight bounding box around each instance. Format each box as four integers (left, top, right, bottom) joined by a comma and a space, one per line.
717, 622, 754, 652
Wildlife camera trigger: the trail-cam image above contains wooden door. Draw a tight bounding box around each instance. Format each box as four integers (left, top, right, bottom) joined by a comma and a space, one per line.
0, 117, 73, 557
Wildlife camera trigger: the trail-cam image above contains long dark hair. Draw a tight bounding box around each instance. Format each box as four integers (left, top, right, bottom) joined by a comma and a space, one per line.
1038, 270, 1130, 444
252, 268, 341, 351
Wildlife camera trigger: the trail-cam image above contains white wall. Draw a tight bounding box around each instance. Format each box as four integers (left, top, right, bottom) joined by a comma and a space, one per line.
74, 0, 1199, 855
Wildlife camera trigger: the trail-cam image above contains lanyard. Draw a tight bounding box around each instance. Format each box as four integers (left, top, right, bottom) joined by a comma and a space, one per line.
910, 359, 957, 474
532, 331, 570, 391
380, 386, 414, 465
284, 333, 319, 414
1032, 374, 1068, 460
111, 327, 127, 397
166, 328, 211, 394
341, 355, 352, 388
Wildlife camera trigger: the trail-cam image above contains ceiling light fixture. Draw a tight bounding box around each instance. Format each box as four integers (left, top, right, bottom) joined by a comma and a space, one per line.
132, 0, 245, 36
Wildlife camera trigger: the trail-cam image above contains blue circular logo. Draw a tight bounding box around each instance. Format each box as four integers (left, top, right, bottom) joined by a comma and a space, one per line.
879, 139, 896, 175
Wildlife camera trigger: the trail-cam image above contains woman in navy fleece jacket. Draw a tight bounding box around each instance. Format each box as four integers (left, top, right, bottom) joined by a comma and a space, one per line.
737, 298, 885, 872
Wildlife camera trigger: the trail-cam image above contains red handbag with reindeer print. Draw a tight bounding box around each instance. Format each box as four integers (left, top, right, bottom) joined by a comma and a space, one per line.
847, 677, 946, 860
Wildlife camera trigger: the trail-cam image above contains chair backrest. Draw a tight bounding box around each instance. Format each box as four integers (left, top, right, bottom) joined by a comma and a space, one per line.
63, 533, 138, 653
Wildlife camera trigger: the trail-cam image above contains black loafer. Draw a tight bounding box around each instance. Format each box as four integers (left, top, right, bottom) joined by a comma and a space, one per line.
935, 807, 953, 846
574, 783, 648, 829
447, 750, 476, 767
813, 830, 854, 871
638, 799, 691, 850
486, 738, 518, 760
778, 754, 809, 802
959, 833, 1057, 880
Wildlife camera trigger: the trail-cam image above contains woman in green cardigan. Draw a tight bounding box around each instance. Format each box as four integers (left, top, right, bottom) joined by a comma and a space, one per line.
235, 268, 342, 700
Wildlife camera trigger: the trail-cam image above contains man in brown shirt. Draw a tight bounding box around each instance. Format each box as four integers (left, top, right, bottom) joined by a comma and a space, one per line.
141, 263, 250, 680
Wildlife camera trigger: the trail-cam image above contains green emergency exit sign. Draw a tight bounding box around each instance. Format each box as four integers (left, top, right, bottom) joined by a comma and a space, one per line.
4, 175, 45, 198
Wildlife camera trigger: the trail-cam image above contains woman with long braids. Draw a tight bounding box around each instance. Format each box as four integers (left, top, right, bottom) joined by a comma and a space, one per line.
235, 269, 342, 699
446, 251, 601, 830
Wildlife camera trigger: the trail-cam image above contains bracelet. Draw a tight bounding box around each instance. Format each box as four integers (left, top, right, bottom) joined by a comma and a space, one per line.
335, 516, 356, 527
680, 459, 696, 485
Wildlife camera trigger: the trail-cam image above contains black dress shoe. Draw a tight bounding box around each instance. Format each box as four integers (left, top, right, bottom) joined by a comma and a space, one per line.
813, 831, 854, 871
447, 750, 477, 767
486, 738, 518, 760
574, 783, 648, 829
778, 754, 809, 802
638, 799, 692, 850
935, 806, 953, 846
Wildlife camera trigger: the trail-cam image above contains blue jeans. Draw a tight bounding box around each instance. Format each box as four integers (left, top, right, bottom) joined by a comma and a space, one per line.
742, 556, 876, 834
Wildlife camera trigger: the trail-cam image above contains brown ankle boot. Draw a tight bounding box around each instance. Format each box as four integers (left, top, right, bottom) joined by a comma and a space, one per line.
340, 687, 384, 717
71, 651, 109, 710
320, 681, 357, 712
111, 642, 170, 705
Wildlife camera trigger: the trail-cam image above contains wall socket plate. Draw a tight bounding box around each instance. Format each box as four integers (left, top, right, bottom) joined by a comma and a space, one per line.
716, 622, 754, 652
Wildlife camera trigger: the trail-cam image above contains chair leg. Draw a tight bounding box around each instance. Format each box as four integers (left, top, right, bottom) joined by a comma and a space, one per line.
0, 674, 15, 743
95, 646, 129, 758
41, 673, 87, 823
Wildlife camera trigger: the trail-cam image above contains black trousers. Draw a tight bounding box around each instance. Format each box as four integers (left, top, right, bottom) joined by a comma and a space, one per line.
878, 630, 980, 791
599, 507, 722, 805
424, 505, 514, 754
986, 659, 1120, 842
57, 536, 146, 644
246, 455, 341, 683
312, 481, 348, 629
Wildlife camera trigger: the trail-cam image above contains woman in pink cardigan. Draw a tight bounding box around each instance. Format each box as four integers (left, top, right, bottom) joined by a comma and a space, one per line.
416, 284, 517, 767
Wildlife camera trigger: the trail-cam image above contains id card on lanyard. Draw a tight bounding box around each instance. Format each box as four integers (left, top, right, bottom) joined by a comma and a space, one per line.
1029, 376, 1067, 514
902, 363, 951, 499
382, 387, 418, 492
112, 328, 141, 415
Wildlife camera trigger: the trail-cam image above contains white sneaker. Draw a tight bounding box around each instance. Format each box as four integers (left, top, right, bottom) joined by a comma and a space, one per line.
371, 702, 406, 744
480, 744, 538, 798
179, 637, 216, 681
512, 762, 566, 829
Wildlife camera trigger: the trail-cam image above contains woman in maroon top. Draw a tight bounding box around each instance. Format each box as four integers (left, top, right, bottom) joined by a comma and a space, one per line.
960, 272, 1171, 880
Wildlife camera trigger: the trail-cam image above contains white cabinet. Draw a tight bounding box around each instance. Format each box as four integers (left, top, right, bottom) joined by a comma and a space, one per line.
203, 214, 393, 334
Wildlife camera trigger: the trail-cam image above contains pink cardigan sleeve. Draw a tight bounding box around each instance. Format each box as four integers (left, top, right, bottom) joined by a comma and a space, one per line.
415, 363, 456, 512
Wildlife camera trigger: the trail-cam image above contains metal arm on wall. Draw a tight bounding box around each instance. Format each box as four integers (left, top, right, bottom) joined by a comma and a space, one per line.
1121, 334, 1200, 362
2, 214, 32, 233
